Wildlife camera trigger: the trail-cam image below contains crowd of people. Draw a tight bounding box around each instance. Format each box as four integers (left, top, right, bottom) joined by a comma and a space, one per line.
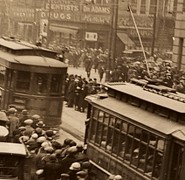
64, 74, 105, 112
61, 45, 185, 94
0, 107, 91, 180
0, 107, 123, 180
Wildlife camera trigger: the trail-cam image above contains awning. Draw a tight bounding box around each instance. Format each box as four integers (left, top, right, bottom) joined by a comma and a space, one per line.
117, 32, 135, 46
50, 26, 78, 35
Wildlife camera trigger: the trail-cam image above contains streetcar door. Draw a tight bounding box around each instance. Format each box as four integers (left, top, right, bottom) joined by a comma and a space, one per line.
170, 141, 184, 180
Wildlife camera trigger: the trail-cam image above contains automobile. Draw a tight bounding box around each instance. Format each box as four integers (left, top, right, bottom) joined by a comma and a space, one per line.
0, 142, 27, 180
122, 49, 151, 61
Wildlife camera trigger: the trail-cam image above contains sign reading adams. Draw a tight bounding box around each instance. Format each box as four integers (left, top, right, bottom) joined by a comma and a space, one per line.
43, 0, 111, 24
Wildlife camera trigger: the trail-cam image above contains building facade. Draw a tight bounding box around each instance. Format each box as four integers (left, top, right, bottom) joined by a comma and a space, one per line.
173, 0, 185, 70
0, 0, 177, 57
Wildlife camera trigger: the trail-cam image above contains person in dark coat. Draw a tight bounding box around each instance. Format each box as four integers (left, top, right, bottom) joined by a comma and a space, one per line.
42, 154, 61, 180
79, 80, 89, 112
67, 77, 76, 107
19, 109, 30, 126
84, 56, 93, 79
74, 79, 82, 111
68, 162, 81, 180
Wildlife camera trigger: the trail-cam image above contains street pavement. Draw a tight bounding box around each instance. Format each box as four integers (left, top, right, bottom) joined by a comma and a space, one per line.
57, 66, 104, 145
58, 104, 86, 144
67, 66, 106, 83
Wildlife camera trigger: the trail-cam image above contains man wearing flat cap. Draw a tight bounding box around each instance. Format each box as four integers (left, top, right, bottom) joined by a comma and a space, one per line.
7, 107, 19, 142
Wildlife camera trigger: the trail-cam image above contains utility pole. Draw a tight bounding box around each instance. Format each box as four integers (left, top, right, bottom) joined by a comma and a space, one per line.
151, 0, 158, 57
107, 0, 118, 77
110, 0, 118, 69
33, 0, 38, 44
46, 0, 51, 48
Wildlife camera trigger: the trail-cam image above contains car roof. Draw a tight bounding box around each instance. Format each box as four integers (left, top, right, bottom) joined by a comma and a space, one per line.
0, 142, 27, 156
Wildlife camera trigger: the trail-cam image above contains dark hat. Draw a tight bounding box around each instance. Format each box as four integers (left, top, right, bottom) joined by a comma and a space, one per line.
35, 127, 42, 134
76, 144, 84, 151
36, 120, 45, 127
69, 140, 77, 146
81, 161, 91, 169
45, 130, 54, 137
52, 140, 62, 149
76, 170, 88, 178
64, 138, 73, 145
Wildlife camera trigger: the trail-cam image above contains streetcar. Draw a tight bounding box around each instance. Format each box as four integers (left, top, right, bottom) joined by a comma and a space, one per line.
85, 78, 185, 180
0, 36, 67, 127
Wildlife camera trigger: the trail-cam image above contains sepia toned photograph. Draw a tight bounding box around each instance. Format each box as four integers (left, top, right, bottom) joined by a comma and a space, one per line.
0, 0, 184, 179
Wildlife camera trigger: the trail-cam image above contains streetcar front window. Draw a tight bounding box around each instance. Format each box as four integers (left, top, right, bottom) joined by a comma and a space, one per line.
16, 71, 31, 91
33, 73, 48, 94
50, 74, 61, 93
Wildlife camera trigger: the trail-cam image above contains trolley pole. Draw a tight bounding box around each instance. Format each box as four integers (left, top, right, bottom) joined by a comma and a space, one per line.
128, 5, 151, 77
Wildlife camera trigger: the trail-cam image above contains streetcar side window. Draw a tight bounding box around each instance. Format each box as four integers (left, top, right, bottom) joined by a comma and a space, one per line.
88, 107, 166, 179
16, 71, 31, 91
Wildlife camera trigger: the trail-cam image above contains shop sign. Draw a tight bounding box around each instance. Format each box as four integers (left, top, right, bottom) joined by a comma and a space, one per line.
82, 5, 111, 14
11, 7, 34, 21
127, 29, 153, 38
85, 32, 98, 41
82, 14, 111, 24
40, 10, 81, 22
45, 0, 80, 12
118, 14, 153, 28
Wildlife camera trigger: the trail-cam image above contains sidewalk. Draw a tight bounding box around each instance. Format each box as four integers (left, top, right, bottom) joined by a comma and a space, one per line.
58, 103, 86, 144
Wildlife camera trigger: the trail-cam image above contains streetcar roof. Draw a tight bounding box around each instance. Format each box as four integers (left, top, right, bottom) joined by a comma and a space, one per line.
15, 56, 67, 68
86, 95, 185, 136
105, 82, 185, 113
0, 142, 27, 156
0, 37, 54, 52
0, 38, 31, 50
0, 50, 67, 68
